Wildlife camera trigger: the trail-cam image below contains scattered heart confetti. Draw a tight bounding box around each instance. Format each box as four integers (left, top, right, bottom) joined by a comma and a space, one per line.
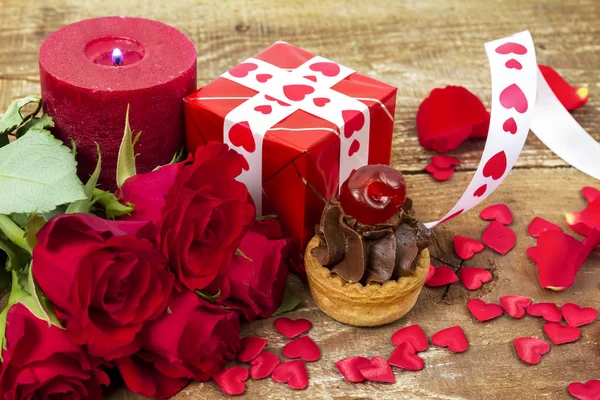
482, 221, 516, 255
539, 65, 589, 111
425, 265, 459, 288
335, 356, 371, 383
513, 337, 550, 365
582, 186, 600, 203
425, 164, 454, 181
499, 295, 532, 319
543, 322, 581, 345
388, 342, 425, 371
566, 198, 600, 237
424, 265, 435, 284
271, 360, 309, 390
561, 303, 598, 327
527, 302, 562, 322
282, 336, 321, 362
431, 326, 469, 353
238, 336, 268, 363
480, 204, 513, 225
249, 351, 281, 380
213, 366, 249, 396
358, 356, 395, 383
467, 299, 504, 322
391, 324, 429, 352
454, 236, 485, 260
528, 217, 562, 237
416, 86, 490, 153
568, 380, 600, 400
431, 155, 460, 169
274, 317, 312, 339
459, 267, 493, 291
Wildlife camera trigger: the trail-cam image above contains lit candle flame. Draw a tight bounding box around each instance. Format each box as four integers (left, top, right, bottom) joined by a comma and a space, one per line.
111, 48, 124, 66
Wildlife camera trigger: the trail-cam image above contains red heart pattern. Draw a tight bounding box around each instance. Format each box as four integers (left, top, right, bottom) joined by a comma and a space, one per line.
495, 42, 528, 55
431, 326, 469, 353
499, 295, 531, 319
358, 356, 395, 383
274, 317, 312, 339
254, 105, 272, 115
229, 121, 256, 153
213, 366, 249, 395
313, 97, 330, 107
505, 59, 523, 70
303, 75, 317, 82
388, 342, 425, 371
342, 110, 365, 138
282, 335, 321, 362
467, 299, 504, 322
310, 61, 341, 77
503, 117, 517, 134
238, 336, 267, 363
483, 151, 508, 180
481, 221, 516, 255
229, 62, 258, 78
454, 236, 485, 260
568, 380, 600, 400
527, 302, 562, 322
348, 140, 360, 157
256, 73, 272, 83
543, 322, 581, 345
249, 351, 281, 380
500, 84, 528, 113
480, 204, 513, 225
265, 95, 290, 107
513, 337, 550, 365
459, 267, 493, 290
271, 360, 309, 390
391, 324, 428, 352
283, 84, 315, 102
562, 303, 598, 327
474, 184, 487, 197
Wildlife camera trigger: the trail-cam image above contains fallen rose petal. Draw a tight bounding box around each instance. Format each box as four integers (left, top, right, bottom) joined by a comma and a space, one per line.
271, 360, 309, 390
431, 326, 469, 353
358, 356, 395, 383
454, 236, 485, 260
568, 380, 600, 400
335, 356, 370, 383
424, 265, 436, 284
539, 65, 589, 111
274, 317, 312, 339
391, 324, 429, 352
467, 299, 504, 322
561, 303, 598, 327
499, 295, 532, 319
566, 199, 600, 237
425, 265, 459, 288
417, 86, 490, 153
527, 302, 562, 322
482, 221, 516, 255
459, 267, 493, 291
431, 155, 460, 169
480, 204, 513, 225
388, 342, 425, 371
213, 367, 249, 396
581, 186, 600, 203
513, 337, 550, 365
425, 164, 455, 181
249, 351, 281, 380
238, 337, 268, 363
543, 322, 581, 345
282, 336, 321, 362
528, 217, 562, 238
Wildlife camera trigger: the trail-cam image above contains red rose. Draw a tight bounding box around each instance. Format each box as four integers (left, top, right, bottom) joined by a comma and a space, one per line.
33, 214, 174, 360
206, 220, 291, 321
120, 142, 255, 291
135, 289, 240, 382
0, 304, 109, 399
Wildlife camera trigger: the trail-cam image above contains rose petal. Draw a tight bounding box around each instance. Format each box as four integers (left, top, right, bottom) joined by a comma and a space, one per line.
425, 266, 459, 287
417, 86, 490, 153
425, 164, 455, 181
581, 186, 600, 203
539, 65, 589, 111
566, 199, 600, 237
480, 204, 513, 225
528, 217, 562, 238
431, 155, 460, 169
481, 221, 516, 255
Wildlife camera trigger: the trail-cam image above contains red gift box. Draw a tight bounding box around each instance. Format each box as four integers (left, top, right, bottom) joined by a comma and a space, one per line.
184, 42, 396, 250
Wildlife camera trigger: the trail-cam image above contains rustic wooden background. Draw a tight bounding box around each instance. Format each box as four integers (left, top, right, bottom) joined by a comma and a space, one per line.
1, 0, 598, 399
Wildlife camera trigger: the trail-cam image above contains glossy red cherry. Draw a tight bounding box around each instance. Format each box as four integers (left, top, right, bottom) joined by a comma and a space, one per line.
339, 165, 407, 225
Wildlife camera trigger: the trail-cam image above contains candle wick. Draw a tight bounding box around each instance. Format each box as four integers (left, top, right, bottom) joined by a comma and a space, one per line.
111, 48, 124, 66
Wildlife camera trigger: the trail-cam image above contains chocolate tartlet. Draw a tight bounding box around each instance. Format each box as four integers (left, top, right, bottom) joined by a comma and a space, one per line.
305, 165, 431, 327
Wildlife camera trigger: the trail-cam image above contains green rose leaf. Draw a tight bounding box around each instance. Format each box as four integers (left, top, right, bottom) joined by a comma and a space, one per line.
92, 188, 134, 219
66, 144, 101, 215
15, 114, 54, 138
273, 280, 301, 316
116, 105, 139, 188
0, 129, 86, 215
24, 214, 47, 249
0, 236, 30, 272
0, 95, 41, 137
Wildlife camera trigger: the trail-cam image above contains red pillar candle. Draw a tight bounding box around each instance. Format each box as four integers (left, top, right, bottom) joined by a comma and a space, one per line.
39, 17, 197, 188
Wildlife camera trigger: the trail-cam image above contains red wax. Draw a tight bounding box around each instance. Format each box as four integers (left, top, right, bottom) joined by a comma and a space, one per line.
39, 17, 197, 188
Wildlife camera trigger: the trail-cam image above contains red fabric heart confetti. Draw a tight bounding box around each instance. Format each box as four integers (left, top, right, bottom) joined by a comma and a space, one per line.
249, 351, 281, 380
514, 337, 550, 365
459, 267, 493, 290
543, 322, 581, 345
417, 86, 490, 153
499, 295, 532, 319
568, 380, 600, 400
582, 186, 600, 203
274, 317, 312, 339
425, 265, 459, 287
482, 221, 516, 255
562, 303, 598, 327
528, 217, 562, 237
480, 204, 513, 225
282, 336, 321, 362
335, 356, 371, 383
213, 366, 249, 396
424, 265, 436, 284
454, 236, 485, 260
271, 360, 309, 390
431, 155, 460, 169
527, 302, 562, 322
238, 336, 268, 363
358, 356, 395, 383
391, 324, 429, 352
566, 198, 600, 237
431, 326, 469, 353
425, 164, 455, 181
388, 342, 425, 371
467, 299, 504, 322
539, 65, 589, 111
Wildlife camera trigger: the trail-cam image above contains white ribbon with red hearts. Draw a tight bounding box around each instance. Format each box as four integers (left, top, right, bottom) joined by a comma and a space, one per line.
426, 31, 600, 228
221, 51, 371, 214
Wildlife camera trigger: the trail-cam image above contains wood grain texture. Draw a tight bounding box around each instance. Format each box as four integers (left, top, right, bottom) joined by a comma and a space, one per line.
1, 0, 599, 399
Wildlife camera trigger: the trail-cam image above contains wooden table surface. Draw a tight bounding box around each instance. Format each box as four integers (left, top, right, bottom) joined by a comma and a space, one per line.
1, 0, 599, 399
